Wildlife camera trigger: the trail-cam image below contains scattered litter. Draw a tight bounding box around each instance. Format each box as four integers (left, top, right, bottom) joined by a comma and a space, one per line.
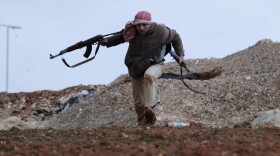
55, 90, 90, 114
166, 121, 191, 127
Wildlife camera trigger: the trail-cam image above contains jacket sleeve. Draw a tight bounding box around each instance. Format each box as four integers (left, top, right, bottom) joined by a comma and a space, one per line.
106, 32, 125, 47
161, 25, 185, 57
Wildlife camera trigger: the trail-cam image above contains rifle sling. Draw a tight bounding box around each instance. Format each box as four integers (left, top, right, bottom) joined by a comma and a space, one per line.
179, 67, 206, 95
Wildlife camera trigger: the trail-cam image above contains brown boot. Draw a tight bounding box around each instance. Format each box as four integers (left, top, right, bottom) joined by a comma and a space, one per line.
144, 107, 156, 125
136, 106, 146, 126
137, 116, 146, 126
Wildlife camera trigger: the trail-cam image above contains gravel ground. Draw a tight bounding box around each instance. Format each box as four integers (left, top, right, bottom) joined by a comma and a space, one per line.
48, 39, 280, 129
1, 39, 280, 156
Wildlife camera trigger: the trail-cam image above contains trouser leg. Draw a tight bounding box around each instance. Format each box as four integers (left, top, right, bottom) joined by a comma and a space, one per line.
131, 77, 145, 122
143, 64, 164, 107
131, 63, 164, 125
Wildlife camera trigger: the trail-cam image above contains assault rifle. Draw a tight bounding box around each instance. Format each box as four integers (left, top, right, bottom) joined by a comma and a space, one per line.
50, 31, 122, 68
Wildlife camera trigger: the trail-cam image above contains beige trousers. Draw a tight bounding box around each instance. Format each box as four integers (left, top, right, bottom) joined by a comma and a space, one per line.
131, 64, 164, 119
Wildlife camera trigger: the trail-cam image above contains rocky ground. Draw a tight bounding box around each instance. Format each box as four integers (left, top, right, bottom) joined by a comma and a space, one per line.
1, 126, 280, 156
0, 39, 280, 155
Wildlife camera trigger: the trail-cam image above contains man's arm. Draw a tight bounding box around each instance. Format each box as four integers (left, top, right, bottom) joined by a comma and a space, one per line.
100, 32, 125, 47
170, 31, 185, 57
160, 24, 185, 57
164, 27, 186, 64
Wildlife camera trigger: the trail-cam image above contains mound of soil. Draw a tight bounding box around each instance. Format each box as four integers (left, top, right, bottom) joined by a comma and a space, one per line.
0, 39, 280, 155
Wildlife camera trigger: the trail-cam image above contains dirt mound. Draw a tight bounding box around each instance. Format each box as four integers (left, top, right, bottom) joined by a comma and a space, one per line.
1, 39, 280, 155
0, 85, 105, 130
0, 39, 279, 130
48, 39, 280, 129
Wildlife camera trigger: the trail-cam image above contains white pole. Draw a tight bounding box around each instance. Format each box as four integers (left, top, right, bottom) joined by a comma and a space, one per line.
6, 27, 9, 92
0, 24, 21, 92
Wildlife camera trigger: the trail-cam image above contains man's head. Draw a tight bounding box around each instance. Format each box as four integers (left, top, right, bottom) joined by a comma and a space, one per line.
133, 11, 152, 36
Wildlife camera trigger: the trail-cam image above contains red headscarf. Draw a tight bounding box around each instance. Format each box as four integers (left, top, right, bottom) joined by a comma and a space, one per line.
133, 11, 152, 25
123, 21, 136, 42
123, 11, 152, 42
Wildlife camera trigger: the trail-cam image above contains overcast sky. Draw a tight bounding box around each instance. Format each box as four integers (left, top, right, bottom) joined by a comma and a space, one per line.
0, 0, 279, 93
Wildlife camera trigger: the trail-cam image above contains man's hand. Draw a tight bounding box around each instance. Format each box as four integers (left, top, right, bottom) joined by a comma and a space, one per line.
178, 56, 186, 67
99, 39, 108, 46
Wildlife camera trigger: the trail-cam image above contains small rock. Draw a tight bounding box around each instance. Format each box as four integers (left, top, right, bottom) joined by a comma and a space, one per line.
251, 109, 280, 128
225, 93, 235, 101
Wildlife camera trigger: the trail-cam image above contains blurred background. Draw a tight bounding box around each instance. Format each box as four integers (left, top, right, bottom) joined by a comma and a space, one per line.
0, 0, 279, 92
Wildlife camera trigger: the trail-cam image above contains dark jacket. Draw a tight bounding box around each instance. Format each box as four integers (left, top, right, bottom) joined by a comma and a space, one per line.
106, 22, 185, 78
